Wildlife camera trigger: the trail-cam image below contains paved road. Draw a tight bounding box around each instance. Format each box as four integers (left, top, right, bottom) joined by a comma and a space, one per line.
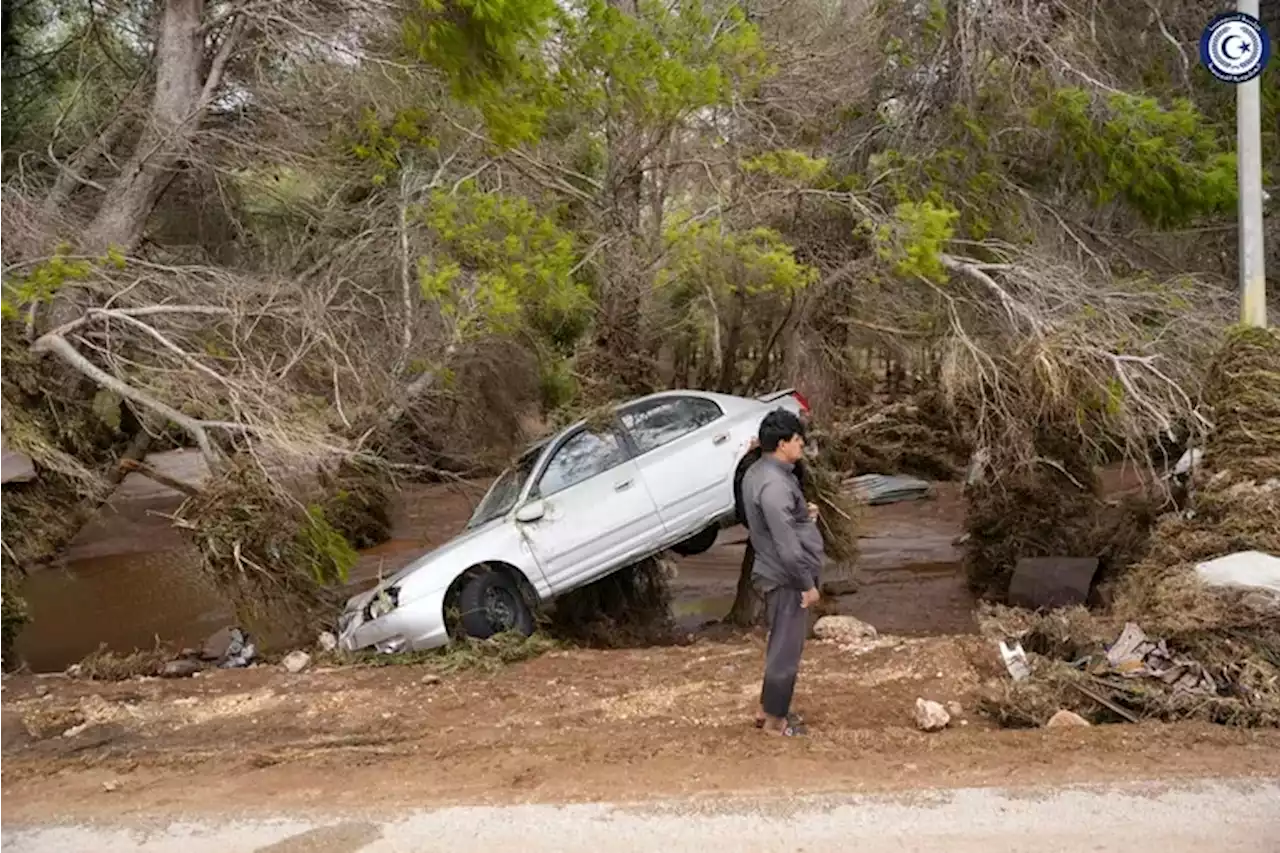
4, 779, 1278, 852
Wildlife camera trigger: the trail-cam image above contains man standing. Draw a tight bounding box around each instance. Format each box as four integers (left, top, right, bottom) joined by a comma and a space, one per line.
739, 409, 824, 737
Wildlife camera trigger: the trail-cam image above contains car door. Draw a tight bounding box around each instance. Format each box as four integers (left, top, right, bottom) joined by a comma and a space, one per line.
618, 395, 733, 538
517, 422, 663, 593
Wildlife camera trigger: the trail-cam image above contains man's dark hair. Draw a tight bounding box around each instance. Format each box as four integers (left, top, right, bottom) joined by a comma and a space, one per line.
758, 408, 806, 452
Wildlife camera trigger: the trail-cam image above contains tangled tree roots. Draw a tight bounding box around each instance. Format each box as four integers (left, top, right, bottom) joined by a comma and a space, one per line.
316, 461, 392, 550
979, 328, 1280, 729
963, 434, 1159, 600
176, 459, 356, 644
546, 556, 676, 648
825, 395, 970, 481
963, 458, 1100, 598
803, 460, 861, 567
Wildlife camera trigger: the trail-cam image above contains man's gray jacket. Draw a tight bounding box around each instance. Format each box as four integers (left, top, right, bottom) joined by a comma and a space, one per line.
740, 454, 824, 592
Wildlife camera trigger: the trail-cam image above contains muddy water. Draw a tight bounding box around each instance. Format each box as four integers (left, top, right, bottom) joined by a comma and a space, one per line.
13, 477, 976, 672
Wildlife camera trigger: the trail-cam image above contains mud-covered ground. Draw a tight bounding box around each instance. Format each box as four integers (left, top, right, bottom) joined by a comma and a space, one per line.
11, 463, 1264, 824
5, 628, 1280, 824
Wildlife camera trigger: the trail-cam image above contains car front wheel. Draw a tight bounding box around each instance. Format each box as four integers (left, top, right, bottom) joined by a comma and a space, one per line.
457, 569, 535, 640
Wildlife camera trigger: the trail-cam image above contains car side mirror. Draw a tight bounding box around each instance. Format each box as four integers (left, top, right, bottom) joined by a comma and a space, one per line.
514, 500, 546, 523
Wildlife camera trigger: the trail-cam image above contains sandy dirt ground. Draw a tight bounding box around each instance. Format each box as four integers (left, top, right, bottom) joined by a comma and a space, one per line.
4, 630, 1280, 823
7, 463, 1275, 830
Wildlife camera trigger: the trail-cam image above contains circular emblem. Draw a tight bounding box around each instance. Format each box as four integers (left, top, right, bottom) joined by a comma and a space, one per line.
1200, 12, 1271, 84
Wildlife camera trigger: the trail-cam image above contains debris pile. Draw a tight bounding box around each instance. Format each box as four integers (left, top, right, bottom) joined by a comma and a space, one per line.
68, 627, 260, 681
546, 556, 678, 648
822, 396, 970, 482
978, 328, 1280, 729
175, 458, 355, 643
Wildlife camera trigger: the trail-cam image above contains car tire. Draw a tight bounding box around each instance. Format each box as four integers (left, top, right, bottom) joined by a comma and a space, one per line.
671, 524, 719, 557
457, 569, 535, 640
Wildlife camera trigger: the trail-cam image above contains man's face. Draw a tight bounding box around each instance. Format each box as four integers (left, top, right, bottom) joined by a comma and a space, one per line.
777, 433, 805, 464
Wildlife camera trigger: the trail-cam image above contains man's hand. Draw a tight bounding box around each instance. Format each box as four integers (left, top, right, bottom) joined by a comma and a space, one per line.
807, 502, 819, 522
800, 587, 820, 609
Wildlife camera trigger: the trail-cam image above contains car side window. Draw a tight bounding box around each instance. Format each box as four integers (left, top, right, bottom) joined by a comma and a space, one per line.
620, 396, 723, 455
534, 427, 628, 497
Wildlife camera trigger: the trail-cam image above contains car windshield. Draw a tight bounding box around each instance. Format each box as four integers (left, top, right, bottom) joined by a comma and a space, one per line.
466, 446, 543, 529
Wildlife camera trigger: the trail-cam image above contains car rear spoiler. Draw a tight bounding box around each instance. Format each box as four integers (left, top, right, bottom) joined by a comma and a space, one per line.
755, 388, 810, 414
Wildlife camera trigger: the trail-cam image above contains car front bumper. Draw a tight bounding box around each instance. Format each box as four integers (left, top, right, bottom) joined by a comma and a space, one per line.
337, 587, 450, 654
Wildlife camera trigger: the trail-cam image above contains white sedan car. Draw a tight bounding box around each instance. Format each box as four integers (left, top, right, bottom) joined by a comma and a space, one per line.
338, 388, 810, 653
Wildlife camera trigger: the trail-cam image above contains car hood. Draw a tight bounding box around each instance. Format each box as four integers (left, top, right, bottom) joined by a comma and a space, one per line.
346, 517, 506, 609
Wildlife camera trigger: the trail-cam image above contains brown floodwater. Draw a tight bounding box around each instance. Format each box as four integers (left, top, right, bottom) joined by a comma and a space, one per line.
12, 474, 978, 672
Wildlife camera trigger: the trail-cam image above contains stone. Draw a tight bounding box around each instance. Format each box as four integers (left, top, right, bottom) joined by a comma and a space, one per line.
102, 780, 119, 793
914, 698, 950, 732
317, 631, 338, 653
1046, 709, 1091, 729
34, 684, 49, 698
281, 651, 312, 674
813, 615, 878, 644
161, 659, 203, 679
420, 674, 442, 686
200, 627, 237, 661
946, 701, 964, 717
1, 446, 36, 484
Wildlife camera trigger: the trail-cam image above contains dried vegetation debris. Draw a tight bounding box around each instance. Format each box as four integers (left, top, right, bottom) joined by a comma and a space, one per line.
173, 458, 357, 644
545, 556, 679, 648
823, 395, 971, 482
977, 328, 1280, 729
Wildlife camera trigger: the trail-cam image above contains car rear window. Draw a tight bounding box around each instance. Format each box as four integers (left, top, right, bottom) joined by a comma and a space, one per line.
620, 396, 723, 454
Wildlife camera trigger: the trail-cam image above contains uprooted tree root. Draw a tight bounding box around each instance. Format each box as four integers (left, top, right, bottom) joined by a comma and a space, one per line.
978, 328, 1280, 729
824, 395, 971, 481
176, 458, 356, 645
315, 461, 392, 549
803, 459, 861, 567
545, 556, 677, 648
965, 472, 1159, 601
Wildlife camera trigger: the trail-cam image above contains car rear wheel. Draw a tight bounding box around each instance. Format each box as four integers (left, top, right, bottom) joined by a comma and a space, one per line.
457, 569, 535, 640
671, 524, 719, 557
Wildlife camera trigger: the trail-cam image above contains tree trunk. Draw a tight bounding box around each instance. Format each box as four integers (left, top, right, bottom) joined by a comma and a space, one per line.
82, 0, 217, 253
725, 541, 764, 627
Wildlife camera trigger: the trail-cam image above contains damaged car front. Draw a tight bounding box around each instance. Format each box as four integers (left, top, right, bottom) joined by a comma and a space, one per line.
337, 445, 546, 654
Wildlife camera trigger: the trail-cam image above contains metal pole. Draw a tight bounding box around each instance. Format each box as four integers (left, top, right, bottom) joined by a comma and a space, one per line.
1237, 0, 1267, 326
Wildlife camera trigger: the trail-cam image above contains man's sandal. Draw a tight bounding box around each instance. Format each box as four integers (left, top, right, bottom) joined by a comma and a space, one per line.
768, 718, 807, 737
754, 711, 804, 729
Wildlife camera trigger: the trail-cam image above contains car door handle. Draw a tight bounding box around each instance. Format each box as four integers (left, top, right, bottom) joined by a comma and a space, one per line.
712, 432, 729, 445
614, 479, 634, 492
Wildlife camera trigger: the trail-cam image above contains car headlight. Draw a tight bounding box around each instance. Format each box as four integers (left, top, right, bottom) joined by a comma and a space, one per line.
366, 586, 399, 621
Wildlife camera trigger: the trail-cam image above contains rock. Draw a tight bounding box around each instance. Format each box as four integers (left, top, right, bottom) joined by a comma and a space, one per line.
281, 651, 312, 674
1046, 709, 1091, 729
914, 698, 950, 732
420, 673, 442, 686
102, 780, 119, 793
1, 446, 36, 484
813, 615, 878, 644
34, 684, 49, 698
161, 659, 203, 679
946, 701, 964, 717
62, 723, 90, 738
200, 627, 237, 661
317, 631, 338, 652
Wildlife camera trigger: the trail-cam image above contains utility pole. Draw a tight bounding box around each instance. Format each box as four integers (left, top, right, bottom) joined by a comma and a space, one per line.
1237, 0, 1268, 327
